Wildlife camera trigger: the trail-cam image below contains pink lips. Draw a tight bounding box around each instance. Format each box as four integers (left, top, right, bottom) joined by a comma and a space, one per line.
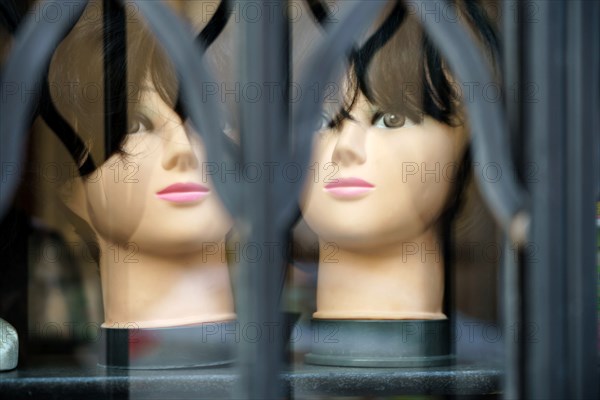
324, 177, 375, 199
156, 182, 210, 203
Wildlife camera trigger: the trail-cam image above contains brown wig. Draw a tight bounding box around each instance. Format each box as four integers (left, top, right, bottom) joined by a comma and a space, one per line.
47, 0, 179, 174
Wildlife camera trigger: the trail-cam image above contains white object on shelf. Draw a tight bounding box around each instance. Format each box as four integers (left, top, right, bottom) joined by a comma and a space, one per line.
0, 318, 18, 371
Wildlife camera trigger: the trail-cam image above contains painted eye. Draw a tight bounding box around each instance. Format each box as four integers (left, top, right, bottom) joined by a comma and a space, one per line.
128, 113, 154, 134
374, 113, 413, 129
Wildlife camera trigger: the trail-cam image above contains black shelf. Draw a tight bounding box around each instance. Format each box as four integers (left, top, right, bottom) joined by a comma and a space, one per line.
0, 357, 500, 399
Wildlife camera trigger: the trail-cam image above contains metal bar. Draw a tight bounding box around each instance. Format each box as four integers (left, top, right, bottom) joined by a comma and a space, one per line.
501, 235, 521, 399
286, 1, 388, 226
0, 1, 595, 399
501, 1, 524, 398
128, 0, 241, 216
522, 1, 567, 398
102, 2, 129, 397
565, 1, 599, 398
236, 1, 289, 397
103, 0, 127, 160
503, 0, 524, 179
0, 0, 89, 219
0, 0, 97, 175
442, 217, 456, 374
406, 0, 527, 240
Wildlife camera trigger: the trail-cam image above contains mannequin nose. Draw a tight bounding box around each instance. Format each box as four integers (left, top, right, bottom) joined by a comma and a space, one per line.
161, 125, 199, 171
331, 121, 367, 166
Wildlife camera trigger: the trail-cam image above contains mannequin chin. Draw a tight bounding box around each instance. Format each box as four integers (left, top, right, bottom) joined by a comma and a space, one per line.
65, 87, 235, 329
301, 94, 467, 321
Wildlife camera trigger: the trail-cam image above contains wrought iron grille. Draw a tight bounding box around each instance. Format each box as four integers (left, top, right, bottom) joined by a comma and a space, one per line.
0, 0, 598, 399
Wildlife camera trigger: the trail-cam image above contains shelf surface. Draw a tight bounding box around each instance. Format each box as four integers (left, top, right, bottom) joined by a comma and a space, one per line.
0, 356, 501, 399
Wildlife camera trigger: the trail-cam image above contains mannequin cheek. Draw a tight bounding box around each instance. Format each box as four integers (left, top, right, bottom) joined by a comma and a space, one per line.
82, 173, 147, 244
207, 200, 234, 238
411, 176, 453, 229
298, 179, 316, 211
299, 176, 332, 227
299, 159, 329, 210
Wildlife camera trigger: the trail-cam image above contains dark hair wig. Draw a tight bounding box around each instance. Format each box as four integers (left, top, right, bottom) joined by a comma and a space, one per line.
294, 1, 502, 286
325, 0, 500, 130
359, 2, 499, 237
47, 0, 179, 175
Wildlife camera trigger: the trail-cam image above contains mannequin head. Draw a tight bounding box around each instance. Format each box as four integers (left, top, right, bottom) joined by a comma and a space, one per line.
67, 83, 232, 257
47, 1, 236, 328
301, 93, 466, 252
299, 2, 498, 319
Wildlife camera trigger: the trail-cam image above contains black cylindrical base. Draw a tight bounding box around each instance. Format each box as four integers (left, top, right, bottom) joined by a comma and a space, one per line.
98, 321, 236, 370
305, 319, 454, 367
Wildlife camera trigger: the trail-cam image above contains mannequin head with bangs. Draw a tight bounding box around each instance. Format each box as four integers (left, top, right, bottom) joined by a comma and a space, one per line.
47, 0, 236, 328
299, 0, 499, 320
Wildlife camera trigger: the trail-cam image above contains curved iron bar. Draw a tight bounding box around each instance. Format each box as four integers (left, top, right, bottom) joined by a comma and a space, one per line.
306, 0, 405, 92
0, 0, 97, 176
1, 0, 230, 175
175, 0, 233, 122
126, 0, 241, 216
0, 0, 237, 215
282, 1, 390, 227
288, 0, 528, 242
410, 0, 527, 240
275, 1, 404, 229
0, 0, 89, 219
351, 1, 405, 100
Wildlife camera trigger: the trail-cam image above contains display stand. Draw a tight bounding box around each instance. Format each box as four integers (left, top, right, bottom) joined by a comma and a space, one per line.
305, 319, 453, 368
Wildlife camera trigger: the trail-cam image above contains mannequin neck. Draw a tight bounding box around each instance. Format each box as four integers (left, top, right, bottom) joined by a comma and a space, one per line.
98, 239, 235, 329
313, 229, 446, 320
